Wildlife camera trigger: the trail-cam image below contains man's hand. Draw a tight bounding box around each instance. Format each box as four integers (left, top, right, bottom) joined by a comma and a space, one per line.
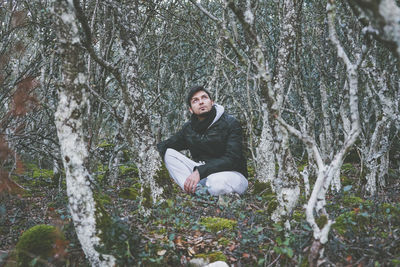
184, 169, 200, 194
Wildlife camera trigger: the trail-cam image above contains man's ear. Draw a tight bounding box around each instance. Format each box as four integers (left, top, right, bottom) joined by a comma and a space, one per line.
189, 107, 193, 114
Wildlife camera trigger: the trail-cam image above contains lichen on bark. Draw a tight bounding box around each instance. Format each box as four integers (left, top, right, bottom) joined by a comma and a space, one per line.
52, 0, 116, 265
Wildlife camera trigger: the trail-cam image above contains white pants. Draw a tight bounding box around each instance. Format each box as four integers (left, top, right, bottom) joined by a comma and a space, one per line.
164, 148, 248, 196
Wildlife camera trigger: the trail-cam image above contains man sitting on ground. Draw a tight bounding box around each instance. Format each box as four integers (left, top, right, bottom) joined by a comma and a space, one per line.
157, 85, 248, 196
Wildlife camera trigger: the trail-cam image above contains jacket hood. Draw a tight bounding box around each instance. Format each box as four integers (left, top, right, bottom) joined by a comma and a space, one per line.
209, 103, 224, 128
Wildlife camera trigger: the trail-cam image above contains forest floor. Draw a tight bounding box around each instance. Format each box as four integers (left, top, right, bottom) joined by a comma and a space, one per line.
1, 162, 400, 266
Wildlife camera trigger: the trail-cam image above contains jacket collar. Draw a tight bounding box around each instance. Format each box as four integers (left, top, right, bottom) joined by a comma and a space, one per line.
208, 103, 224, 128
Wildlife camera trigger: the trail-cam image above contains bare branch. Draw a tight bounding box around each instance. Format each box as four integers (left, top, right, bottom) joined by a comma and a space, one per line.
188, 0, 221, 23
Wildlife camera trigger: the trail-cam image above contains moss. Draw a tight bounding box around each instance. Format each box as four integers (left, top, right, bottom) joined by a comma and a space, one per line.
15, 224, 65, 267
247, 165, 255, 178
21, 191, 32, 197
142, 185, 153, 209
253, 180, 273, 195
29, 165, 54, 180
96, 193, 112, 205
300, 256, 309, 267
24, 163, 56, 186
342, 195, 364, 208
165, 198, 174, 208
292, 210, 306, 222
118, 164, 138, 176
119, 187, 140, 200
156, 227, 167, 235
344, 148, 360, 163
333, 210, 369, 235
154, 164, 174, 198
122, 149, 132, 161
340, 175, 352, 186
341, 163, 358, 174
97, 141, 115, 148
95, 164, 108, 184
297, 163, 307, 172
266, 199, 278, 216
256, 209, 264, 214
200, 217, 237, 233
93, 193, 112, 243
195, 251, 227, 262
391, 259, 400, 265
253, 182, 278, 216
333, 211, 355, 235
316, 215, 328, 229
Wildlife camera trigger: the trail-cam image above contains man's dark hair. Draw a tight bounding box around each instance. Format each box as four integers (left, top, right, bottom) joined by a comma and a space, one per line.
186, 86, 212, 107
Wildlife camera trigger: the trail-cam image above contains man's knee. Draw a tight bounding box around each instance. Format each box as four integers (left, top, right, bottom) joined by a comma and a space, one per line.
165, 148, 179, 158
206, 172, 248, 196
206, 175, 230, 196
164, 148, 181, 164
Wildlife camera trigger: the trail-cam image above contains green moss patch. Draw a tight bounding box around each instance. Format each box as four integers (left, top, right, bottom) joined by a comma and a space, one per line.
119, 184, 140, 200
15, 224, 65, 266
252, 180, 273, 195
200, 217, 237, 233
119, 164, 138, 176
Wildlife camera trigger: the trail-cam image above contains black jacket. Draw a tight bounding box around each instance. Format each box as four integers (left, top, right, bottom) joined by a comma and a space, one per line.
157, 104, 248, 179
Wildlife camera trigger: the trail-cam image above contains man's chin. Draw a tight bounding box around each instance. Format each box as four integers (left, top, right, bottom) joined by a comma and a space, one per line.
196, 112, 208, 118
198, 109, 210, 114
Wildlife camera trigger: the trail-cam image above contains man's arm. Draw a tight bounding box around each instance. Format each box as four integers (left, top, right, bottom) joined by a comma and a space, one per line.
157, 126, 187, 160
196, 119, 244, 178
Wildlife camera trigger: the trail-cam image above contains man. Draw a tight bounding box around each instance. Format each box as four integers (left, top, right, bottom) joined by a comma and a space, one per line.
157, 85, 248, 196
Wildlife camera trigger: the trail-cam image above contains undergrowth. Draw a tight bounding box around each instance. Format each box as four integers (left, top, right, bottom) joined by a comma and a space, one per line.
1, 162, 399, 266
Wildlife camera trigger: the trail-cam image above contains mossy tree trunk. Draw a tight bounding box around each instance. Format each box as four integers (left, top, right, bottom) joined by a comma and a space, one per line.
360, 56, 394, 196
226, 0, 301, 223
305, 2, 363, 263
72, 1, 165, 211
52, 1, 116, 265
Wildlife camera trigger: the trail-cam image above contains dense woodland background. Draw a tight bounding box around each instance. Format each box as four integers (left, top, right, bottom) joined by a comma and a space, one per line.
1, 0, 400, 266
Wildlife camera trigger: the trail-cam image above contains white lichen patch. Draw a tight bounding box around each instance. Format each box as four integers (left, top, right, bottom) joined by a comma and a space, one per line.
55, 88, 116, 266
244, 9, 254, 25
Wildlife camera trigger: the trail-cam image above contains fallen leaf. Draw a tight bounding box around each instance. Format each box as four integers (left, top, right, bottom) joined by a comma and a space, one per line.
187, 247, 195, 256
346, 255, 352, 262
157, 250, 167, 256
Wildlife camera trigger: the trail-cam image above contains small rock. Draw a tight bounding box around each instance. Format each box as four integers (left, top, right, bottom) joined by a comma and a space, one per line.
205, 261, 229, 267
189, 257, 209, 267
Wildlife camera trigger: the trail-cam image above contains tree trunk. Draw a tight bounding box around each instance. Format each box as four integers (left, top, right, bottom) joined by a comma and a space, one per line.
349, 0, 400, 58
53, 1, 116, 265
255, 105, 275, 184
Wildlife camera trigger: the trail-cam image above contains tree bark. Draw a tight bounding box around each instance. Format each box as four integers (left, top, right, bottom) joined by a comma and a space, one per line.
73, 0, 165, 209
349, 0, 400, 58
53, 1, 116, 265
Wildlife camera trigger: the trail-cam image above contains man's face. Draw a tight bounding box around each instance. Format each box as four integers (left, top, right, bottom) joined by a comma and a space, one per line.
189, 90, 214, 118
